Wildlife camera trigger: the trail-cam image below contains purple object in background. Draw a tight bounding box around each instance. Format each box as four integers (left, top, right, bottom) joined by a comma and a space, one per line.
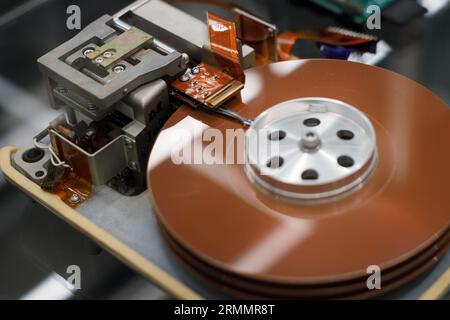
320, 44, 351, 60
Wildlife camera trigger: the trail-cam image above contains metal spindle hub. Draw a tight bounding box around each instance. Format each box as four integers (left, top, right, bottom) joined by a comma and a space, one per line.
301, 131, 321, 152
245, 97, 378, 201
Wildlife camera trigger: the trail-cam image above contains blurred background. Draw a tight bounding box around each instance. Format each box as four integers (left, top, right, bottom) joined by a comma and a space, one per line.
0, 0, 449, 299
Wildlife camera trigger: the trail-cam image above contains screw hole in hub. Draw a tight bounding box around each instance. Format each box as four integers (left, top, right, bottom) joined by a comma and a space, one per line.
268, 130, 286, 141
337, 130, 354, 140
301, 169, 319, 180
303, 118, 321, 127
338, 155, 355, 168
266, 156, 284, 169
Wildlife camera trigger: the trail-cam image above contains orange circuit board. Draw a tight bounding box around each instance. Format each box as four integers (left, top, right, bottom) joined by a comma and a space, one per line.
170, 63, 243, 108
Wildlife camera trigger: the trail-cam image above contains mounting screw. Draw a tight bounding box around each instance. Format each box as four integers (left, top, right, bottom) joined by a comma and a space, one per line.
179, 73, 190, 82
192, 67, 200, 75
124, 138, 134, 150
56, 86, 68, 94
103, 50, 114, 58
113, 65, 126, 73
85, 128, 96, 138
87, 102, 97, 112
179, 53, 189, 69
95, 56, 104, 64
35, 170, 45, 178
128, 161, 138, 171
83, 47, 94, 56
69, 193, 81, 204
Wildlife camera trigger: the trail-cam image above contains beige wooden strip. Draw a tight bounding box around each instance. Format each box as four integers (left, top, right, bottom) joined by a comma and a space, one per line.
0, 146, 202, 300
419, 268, 450, 300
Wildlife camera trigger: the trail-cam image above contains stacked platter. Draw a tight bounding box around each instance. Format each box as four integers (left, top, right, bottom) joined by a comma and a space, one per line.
148, 59, 450, 298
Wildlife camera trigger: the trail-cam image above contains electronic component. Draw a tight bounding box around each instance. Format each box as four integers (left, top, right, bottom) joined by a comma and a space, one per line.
27, 0, 256, 199
171, 64, 243, 109
2, 0, 449, 300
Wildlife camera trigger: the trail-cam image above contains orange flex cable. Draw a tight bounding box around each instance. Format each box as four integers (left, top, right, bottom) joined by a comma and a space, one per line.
232, 8, 278, 66
278, 27, 377, 60
207, 11, 245, 83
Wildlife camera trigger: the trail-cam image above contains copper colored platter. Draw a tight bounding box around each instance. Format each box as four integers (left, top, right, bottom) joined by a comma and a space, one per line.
148, 59, 450, 297
160, 224, 449, 298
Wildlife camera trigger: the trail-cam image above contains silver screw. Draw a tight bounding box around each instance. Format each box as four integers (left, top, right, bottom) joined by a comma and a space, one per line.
69, 193, 81, 204
95, 56, 104, 63
179, 53, 189, 69
87, 102, 97, 112
56, 86, 68, 94
192, 67, 200, 74
179, 73, 190, 82
85, 128, 96, 138
124, 138, 134, 150
103, 50, 114, 58
301, 131, 321, 151
128, 161, 138, 171
113, 65, 126, 73
83, 47, 94, 56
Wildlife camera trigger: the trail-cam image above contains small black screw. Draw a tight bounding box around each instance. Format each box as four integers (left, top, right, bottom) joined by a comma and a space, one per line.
35, 170, 45, 177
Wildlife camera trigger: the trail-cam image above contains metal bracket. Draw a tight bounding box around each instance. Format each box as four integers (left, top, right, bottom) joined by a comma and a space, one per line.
38, 14, 185, 113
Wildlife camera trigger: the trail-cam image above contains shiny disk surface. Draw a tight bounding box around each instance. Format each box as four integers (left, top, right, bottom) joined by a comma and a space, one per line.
148, 60, 450, 297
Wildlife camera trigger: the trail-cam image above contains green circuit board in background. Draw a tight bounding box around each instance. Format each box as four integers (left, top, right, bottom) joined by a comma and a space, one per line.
310, 0, 395, 24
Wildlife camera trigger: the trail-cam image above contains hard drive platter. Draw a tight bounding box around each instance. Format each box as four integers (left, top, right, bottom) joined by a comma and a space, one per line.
148, 59, 450, 299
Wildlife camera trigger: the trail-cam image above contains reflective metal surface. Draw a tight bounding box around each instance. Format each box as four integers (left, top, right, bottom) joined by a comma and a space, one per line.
1, 0, 450, 299
148, 59, 450, 296
0, 0, 168, 299
245, 97, 377, 200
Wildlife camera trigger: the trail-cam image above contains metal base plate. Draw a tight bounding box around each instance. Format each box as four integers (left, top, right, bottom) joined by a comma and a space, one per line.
0, 146, 449, 299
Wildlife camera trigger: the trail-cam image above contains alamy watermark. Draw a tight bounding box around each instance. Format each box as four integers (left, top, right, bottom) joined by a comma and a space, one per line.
165, 122, 280, 174
66, 5, 81, 30
66, 265, 81, 290
366, 5, 381, 30
366, 265, 382, 290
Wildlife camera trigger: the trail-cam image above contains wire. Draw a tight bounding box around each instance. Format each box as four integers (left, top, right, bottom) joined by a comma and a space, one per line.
33, 138, 71, 169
